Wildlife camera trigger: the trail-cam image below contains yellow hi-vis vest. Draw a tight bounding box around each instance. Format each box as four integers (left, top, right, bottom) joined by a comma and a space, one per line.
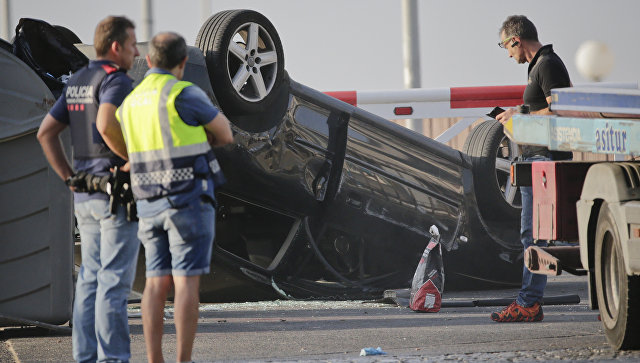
116, 72, 224, 200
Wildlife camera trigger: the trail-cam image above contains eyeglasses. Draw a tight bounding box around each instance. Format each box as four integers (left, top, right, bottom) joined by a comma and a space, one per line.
498, 35, 514, 49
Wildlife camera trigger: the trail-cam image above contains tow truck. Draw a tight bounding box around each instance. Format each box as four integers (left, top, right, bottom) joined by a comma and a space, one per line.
504, 86, 640, 350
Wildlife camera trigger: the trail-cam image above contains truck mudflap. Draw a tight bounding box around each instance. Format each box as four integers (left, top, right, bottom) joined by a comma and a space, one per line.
524, 245, 585, 276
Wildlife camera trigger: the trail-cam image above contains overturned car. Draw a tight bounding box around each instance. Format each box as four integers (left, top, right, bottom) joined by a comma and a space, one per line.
1, 11, 524, 304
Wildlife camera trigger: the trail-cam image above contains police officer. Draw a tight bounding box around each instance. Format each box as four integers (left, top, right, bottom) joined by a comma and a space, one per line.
106, 32, 233, 363
37, 16, 140, 363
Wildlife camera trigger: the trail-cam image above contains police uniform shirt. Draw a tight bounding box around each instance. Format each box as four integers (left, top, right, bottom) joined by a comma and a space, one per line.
49, 60, 133, 202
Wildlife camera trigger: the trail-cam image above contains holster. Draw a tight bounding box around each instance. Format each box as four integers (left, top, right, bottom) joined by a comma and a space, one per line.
108, 166, 138, 222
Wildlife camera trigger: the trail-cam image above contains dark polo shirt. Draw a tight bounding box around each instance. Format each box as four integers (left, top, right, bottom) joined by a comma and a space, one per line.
522, 44, 571, 158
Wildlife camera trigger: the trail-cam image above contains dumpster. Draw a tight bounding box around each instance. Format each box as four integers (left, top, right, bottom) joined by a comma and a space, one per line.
0, 46, 74, 326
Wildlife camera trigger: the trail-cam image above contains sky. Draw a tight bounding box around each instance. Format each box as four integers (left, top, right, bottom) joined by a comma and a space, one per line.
2, 0, 639, 92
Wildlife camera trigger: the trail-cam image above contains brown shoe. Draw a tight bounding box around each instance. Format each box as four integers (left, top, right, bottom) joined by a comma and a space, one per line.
491, 301, 543, 322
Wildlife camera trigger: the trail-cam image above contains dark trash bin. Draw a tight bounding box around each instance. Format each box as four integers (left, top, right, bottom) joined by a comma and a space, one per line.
0, 45, 74, 327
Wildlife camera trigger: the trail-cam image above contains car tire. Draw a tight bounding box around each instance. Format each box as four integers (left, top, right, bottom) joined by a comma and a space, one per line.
595, 202, 640, 350
196, 10, 285, 118
463, 120, 521, 222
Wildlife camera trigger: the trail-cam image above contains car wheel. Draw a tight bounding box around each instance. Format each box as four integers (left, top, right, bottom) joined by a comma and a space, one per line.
463, 120, 521, 222
196, 10, 285, 117
595, 202, 640, 350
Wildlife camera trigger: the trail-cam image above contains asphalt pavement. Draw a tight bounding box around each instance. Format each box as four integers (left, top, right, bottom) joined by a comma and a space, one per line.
2, 274, 640, 362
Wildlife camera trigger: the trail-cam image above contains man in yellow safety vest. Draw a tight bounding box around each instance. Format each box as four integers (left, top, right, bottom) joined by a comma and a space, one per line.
103, 31, 233, 363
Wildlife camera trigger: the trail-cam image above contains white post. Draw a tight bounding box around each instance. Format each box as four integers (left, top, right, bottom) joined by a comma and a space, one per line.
401, 0, 422, 134
1, 0, 10, 41
141, 0, 153, 41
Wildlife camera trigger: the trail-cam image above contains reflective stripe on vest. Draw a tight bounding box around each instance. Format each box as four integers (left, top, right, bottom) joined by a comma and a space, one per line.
117, 73, 223, 199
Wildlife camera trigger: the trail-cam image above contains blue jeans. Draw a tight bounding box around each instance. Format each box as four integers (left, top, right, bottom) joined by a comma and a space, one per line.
73, 199, 140, 363
516, 155, 549, 307
138, 197, 215, 277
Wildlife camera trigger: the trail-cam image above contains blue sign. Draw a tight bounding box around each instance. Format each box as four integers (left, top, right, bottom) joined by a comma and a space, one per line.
508, 115, 640, 156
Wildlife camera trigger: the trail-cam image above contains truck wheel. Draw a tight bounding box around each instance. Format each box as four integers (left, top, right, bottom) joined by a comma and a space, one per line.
595, 202, 640, 350
463, 120, 521, 222
196, 10, 285, 118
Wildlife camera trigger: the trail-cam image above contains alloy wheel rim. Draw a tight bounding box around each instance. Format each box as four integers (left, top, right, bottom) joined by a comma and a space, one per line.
227, 21, 278, 102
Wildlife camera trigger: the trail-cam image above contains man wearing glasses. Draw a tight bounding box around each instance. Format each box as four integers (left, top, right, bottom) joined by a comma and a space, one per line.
492, 15, 572, 322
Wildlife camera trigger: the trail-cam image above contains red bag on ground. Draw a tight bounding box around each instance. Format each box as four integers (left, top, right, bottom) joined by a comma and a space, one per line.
409, 226, 444, 312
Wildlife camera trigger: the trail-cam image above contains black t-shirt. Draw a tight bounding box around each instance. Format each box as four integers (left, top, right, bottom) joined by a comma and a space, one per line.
521, 44, 571, 158
524, 44, 571, 111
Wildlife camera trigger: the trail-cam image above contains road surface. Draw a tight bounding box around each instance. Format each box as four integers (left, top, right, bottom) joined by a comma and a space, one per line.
2, 274, 640, 362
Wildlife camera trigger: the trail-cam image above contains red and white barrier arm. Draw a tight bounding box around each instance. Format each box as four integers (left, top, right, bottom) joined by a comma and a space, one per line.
325, 85, 525, 120
324, 82, 639, 120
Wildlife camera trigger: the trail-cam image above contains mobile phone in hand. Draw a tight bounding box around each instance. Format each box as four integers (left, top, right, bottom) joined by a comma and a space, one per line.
486, 107, 505, 119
